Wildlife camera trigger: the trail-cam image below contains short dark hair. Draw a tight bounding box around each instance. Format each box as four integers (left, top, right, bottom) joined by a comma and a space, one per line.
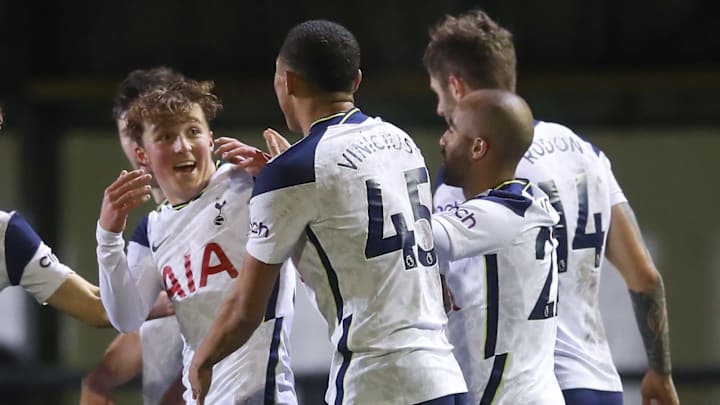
113, 67, 186, 120
423, 9, 516, 92
279, 20, 360, 93
125, 79, 222, 145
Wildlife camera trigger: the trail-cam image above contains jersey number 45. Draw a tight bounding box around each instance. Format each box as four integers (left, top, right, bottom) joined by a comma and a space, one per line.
364, 167, 437, 270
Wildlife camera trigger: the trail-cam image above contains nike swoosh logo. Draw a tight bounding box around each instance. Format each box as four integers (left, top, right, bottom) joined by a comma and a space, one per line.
151, 235, 170, 252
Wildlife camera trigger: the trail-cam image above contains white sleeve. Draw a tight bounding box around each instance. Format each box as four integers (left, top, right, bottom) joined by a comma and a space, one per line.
600, 152, 628, 206
20, 243, 74, 303
432, 219, 452, 275
1, 211, 73, 303
246, 183, 317, 265
96, 222, 162, 332
432, 199, 519, 261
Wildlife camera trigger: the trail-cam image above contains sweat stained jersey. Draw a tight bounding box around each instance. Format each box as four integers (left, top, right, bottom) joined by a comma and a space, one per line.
246, 109, 467, 405
97, 164, 296, 405
435, 120, 627, 394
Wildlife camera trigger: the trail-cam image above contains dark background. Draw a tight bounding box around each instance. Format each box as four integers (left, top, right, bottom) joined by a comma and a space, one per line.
1, 0, 719, 130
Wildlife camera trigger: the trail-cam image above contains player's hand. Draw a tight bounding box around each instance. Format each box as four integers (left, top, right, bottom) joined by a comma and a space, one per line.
79, 375, 116, 405
641, 369, 679, 405
263, 128, 291, 157
215, 137, 270, 177
189, 357, 212, 405
99, 169, 152, 233
147, 291, 175, 320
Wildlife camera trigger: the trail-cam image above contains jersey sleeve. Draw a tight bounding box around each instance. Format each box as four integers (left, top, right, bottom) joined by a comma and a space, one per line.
433, 183, 465, 214
4, 213, 73, 303
246, 181, 317, 265
245, 144, 319, 265
432, 199, 520, 261
97, 216, 162, 332
599, 152, 627, 206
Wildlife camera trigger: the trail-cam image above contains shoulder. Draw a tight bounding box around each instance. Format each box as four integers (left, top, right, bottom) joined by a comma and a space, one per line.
252, 133, 323, 198
535, 120, 603, 156
2, 211, 43, 285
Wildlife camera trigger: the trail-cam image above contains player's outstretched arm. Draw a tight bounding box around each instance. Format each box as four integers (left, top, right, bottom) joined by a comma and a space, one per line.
606, 202, 679, 405
80, 332, 142, 405
45, 273, 110, 328
97, 169, 162, 332
189, 254, 281, 405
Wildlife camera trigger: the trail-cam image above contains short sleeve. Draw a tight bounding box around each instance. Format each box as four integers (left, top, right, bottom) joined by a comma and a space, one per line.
432, 200, 520, 261
4, 213, 72, 303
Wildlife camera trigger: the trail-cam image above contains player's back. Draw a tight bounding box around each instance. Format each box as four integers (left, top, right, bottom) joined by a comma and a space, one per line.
281, 109, 466, 404
517, 121, 625, 392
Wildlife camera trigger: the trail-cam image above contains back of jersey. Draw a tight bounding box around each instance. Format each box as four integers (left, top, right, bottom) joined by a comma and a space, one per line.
517, 121, 626, 392
248, 109, 466, 404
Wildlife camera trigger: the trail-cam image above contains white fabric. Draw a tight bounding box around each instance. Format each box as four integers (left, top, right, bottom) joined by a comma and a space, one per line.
0, 210, 73, 303
433, 180, 563, 404
247, 110, 466, 404
98, 164, 297, 404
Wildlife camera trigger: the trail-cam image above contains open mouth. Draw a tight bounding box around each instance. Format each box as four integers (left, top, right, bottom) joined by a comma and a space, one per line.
174, 161, 197, 174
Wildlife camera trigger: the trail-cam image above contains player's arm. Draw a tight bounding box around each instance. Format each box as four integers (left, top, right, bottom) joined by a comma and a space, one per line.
80, 331, 142, 405
190, 254, 282, 404
606, 202, 679, 404
45, 273, 109, 328
97, 170, 161, 332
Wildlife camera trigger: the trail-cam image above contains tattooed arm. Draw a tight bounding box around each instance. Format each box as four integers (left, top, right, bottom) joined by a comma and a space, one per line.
606, 202, 679, 405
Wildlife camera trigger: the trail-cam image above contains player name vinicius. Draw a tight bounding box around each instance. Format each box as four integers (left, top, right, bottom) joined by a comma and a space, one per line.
337, 132, 416, 170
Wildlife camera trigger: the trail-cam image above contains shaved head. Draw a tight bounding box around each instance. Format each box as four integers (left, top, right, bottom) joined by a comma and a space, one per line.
453, 89, 534, 168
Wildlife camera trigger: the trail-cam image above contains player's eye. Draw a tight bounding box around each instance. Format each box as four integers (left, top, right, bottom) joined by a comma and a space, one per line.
188, 127, 201, 136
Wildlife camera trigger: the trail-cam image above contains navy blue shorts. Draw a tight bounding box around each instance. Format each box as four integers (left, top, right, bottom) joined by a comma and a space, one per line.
563, 388, 623, 405
415, 392, 468, 405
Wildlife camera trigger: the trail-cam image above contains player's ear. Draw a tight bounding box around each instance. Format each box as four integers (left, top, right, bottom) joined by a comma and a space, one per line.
471, 136, 489, 160
285, 69, 298, 96
448, 75, 468, 100
208, 130, 214, 148
351, 69, 362, 93
136, 145, 149, 167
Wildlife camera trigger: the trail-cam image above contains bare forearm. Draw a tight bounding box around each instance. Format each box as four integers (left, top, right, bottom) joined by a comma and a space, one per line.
630, 276, 672, 375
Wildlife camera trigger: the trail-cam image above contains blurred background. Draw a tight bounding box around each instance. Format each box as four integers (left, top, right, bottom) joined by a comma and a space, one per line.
0, 0, 718, 403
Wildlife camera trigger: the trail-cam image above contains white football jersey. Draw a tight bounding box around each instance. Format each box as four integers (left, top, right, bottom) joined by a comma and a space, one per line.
435, 120, 627, 393
0, 210, 72, 302
433, 179, 563, 405
139, 316, 183, 405
247, 108, 467, 405
98, 164, 297, 405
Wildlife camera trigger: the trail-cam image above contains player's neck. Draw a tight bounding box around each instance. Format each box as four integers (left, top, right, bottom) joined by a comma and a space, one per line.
299, 97, 355, 136
463, 168, 516, 199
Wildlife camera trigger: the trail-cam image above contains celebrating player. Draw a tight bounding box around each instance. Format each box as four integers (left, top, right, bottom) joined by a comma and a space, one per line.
431, 89, 564, 404
96, 78, 297, 404
81, 67, 186, 405
424, 9, 679, 405
190, 19, 467, 405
